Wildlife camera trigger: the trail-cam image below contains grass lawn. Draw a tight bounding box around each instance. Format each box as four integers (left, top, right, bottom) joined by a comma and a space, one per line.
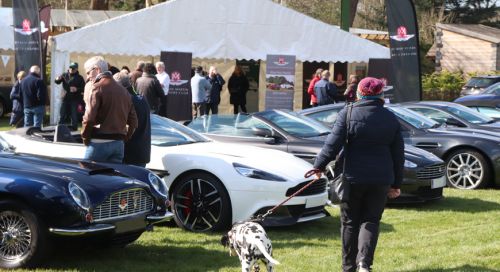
10, 188, 498, 272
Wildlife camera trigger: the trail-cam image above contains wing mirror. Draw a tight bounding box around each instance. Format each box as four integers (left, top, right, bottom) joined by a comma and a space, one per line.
252, 127, 274, 138
445, 117, 466, 127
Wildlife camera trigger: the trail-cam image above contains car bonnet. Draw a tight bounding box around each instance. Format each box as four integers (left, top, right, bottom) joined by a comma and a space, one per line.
0, 152, 149, 201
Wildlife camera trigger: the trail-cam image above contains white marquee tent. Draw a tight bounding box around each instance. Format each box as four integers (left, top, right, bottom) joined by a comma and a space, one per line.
49, 0, 389, 122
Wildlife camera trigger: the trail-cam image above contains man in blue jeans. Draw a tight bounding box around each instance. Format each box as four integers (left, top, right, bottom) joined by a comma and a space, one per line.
82, 56, 138, 163
20, 65, 47, 127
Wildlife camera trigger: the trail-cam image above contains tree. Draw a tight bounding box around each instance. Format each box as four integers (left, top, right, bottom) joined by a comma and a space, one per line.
90, 0, 109, 10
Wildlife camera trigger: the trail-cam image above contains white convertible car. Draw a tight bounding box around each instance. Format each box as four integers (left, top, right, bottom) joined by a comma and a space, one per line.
0, 115, 328, 232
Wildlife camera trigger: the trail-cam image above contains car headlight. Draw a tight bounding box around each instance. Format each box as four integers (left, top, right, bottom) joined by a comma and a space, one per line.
233, 163, 287, 182
68, 182, 90, 210
148, 173, 168, 197
404, 160, 418, 168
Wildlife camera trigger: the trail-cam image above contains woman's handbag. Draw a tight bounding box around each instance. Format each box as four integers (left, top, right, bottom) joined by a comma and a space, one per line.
327, 104, 353, 204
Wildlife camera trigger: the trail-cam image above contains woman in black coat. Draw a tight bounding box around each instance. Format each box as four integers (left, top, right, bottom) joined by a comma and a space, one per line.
312, 77, 404, 272
9, 71, 26, 127
228, 65, 249, 114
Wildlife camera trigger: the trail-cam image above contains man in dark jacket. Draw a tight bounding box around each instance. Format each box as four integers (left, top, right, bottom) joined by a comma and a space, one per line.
136, 63, 164, 113
55, 62, 85, 131
20, 65, 47, 127
129, 60, 145, 88
205, 66, 225, 115
113, 71, 151, 167
312, 77, 404, 272
314, 70, 337, 106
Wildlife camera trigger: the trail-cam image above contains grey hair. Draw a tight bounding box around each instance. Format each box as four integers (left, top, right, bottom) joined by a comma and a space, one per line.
84, 56, 108, 74
136, 60, 145, 70
155, 61, 165, 68
113, 71, 132, 89
29, 65, 40, 74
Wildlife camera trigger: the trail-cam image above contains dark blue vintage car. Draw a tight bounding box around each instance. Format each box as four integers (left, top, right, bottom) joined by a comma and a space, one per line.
0, 137, 173, 269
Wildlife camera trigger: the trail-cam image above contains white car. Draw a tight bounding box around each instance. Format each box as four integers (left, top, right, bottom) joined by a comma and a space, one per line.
0, 115, 328, 232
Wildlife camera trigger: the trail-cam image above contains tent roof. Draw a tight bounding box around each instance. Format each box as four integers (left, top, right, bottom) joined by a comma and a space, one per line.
53, 0, 389, 62
0, 8, 13, 50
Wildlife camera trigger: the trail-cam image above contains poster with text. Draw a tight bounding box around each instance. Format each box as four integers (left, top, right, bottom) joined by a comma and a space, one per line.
265, 55, 295, 110
161, 51, 192, 121
13, 0, 42, 76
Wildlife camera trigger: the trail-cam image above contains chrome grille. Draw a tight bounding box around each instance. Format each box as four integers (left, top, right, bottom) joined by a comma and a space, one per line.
286, 178, 327, 197
92, 189, 154, 222
417, 164, 445, 180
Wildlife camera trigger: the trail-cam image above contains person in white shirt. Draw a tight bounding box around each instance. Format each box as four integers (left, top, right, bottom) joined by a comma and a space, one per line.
155, 61, 170, 117
190, 66, 211, 119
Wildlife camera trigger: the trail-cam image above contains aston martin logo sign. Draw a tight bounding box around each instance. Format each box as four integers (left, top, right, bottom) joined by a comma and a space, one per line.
169, 71, 189, 86
273, 57, 289, 66
119, 199, 128, 211
390, 26, 415, 42
14, 19, 39, 36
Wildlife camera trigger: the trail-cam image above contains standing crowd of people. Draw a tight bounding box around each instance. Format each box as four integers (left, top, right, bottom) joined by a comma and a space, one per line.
307, 68, 360, 106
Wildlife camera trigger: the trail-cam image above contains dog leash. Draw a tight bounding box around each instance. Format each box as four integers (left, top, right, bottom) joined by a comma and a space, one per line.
253, 169, 321, 221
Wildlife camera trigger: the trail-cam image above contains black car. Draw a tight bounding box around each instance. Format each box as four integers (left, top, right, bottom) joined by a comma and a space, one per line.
299, 103, 500, 189
0, 85, 12, 117
454, 83, 500, 120
187, 112, 447, 203
0, 137, 172, 269
460, 75, 500, 96
401, 101, 500, 133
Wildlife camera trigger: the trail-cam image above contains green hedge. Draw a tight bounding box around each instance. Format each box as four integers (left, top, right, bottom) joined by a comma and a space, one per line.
422, 71, 464, 101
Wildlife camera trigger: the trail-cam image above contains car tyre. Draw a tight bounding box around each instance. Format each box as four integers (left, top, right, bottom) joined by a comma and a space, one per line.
445, 149, 491, 189
171, 172, 231, 232
0, 200, 50, 269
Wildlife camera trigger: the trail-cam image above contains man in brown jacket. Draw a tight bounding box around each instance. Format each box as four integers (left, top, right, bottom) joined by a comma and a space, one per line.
82, 56, 138, 163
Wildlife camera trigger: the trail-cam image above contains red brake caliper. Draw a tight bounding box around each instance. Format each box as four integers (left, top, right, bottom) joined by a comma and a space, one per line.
183, 190, 192, 216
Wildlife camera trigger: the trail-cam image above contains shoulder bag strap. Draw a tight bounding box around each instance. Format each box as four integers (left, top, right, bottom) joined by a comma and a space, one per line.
342, 103, 353, 172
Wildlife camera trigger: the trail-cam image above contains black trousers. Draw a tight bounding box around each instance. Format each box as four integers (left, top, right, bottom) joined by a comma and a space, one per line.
58, 99, 79, 131
340, 184, 389, 272
233, 103, 247, 114
205, 102, 219, 115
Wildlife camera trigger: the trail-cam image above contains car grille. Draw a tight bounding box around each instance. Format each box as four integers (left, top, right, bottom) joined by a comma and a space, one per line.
286, 178, 327, 197
92, 189, 154, 222
417, 164, 445, 180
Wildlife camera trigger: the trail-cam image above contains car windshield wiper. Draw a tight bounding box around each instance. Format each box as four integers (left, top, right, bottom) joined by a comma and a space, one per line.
317, 132, 331, 136
431, 123, 442, 128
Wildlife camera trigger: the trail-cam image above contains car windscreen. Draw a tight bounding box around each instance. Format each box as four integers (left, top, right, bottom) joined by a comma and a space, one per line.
443, 104, 494, 124
387, 106, 439, 129
465, 77, 497, 88
187, 114, 274, 137
256, 110, 331, 138
150, 114, 210, 146
484, 83, 500, 94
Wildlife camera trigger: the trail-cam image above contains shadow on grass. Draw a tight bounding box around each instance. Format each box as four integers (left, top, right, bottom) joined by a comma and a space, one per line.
404, 265, 500, 272
391, 196, 500, 213
42, 242, 237, 272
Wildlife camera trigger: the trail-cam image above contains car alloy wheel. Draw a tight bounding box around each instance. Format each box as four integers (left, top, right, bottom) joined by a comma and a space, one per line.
171, 172, 231, 232
446, 149, 490, 189
0, 201, 48, 269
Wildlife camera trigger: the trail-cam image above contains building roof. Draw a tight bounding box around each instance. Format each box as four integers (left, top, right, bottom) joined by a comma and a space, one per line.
51, 9, 128, 28
437, 23, 500, 44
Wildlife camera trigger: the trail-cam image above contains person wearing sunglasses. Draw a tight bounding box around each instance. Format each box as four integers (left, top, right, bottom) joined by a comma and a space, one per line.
81, 56, 138, 163
55, 62, 85, 131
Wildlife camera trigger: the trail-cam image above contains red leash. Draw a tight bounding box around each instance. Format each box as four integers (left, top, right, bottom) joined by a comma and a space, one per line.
254, 169, 321, 221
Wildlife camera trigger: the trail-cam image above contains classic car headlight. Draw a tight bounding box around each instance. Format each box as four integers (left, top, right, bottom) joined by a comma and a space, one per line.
148, 173, 168, 197
233, 163, 287, 182
404, 160, 418, 168
68, 182, 90, 210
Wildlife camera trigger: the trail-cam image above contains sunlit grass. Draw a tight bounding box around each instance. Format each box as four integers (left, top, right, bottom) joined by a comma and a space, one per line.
7, 188, 498, 272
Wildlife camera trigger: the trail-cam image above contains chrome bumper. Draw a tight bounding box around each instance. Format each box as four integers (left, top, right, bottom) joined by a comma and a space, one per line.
146, 211, 174, 224
49, 224, 115, 236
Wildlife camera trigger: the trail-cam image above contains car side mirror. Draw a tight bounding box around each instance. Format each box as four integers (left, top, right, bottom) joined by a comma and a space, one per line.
445, 117, 466, 127
252, 127, 274, 138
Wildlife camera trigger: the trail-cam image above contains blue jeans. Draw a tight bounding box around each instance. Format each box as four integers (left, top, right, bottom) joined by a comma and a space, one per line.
84, 140, 124, 163
24, 106, 45, 127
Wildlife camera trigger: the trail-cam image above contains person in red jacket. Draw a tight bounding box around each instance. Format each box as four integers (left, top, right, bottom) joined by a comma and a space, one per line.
307, 68, 323, 107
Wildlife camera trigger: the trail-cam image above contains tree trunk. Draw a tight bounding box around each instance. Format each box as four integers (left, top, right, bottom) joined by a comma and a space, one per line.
90, 0, 108, 10
349, 0, 359, 27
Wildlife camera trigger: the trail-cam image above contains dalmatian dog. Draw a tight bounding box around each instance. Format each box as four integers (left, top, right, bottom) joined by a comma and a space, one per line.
221, 221, 280, 272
